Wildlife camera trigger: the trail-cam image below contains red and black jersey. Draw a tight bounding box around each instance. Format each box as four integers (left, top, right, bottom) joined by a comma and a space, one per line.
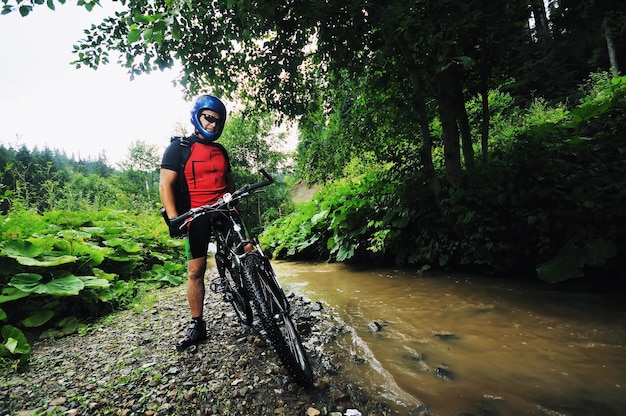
161, 134, 231, 211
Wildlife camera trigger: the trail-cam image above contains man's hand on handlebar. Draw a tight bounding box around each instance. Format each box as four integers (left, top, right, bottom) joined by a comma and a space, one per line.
169, 219, 188, 238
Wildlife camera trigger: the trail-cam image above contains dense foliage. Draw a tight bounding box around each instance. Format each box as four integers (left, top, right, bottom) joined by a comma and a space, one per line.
0, 111, 290, 366
262, 74, 626, 285
0, 206, 185, 365
0, 140, 169, 365
2, 0, 625, 366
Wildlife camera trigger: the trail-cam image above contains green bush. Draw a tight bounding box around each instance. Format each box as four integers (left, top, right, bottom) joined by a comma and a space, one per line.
263, 73, 626, 284
0, 206, 185, 366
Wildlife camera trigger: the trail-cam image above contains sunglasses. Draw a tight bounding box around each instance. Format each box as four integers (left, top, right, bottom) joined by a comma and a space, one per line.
200, 114, 221, 124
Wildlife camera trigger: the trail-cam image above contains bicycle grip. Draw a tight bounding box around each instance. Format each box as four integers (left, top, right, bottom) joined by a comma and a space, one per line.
259, 168, 275, 184
169, 211, 192, 229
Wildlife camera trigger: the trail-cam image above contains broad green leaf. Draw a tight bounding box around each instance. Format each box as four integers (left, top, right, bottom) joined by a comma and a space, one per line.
120, 241, 142, 253
143, 262, 184, 286
19, 5, 32, 16
537, 238, 618, 283
172, 20, 181, 40
582, 238, 617, 267
5, 337, 17, 353
0, 308, 6, 321
9, 273, 84, 296
128, 28, 142, 43
537, 253, 584, 283
57, 316, 83, 335
152, 251, 170, 261
3, 240, 77, 266
105, 238, 142, 253
93, 268, 117, 281
21, 310, 55, 327
52, 239, 72, 253
78, 276, 111, 289
0, 287, 30, 304
335, 244, 354, 261
56, 229, 92, 240
2, 240, 43, 259
1, 325, 30, 355
537, 241, 586, 283
45, 275, 85, 296
162, 275, 183, 285
80, 226, 106, 235
7, 273, 45, 294
161, 261, 184, 272
54, 239, 112, 266
107, 253, 131, 262
311, 210, 328, 225
15, 253, 78, 267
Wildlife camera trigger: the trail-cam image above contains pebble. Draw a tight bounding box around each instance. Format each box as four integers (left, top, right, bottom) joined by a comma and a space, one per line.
49, 397, 66, 406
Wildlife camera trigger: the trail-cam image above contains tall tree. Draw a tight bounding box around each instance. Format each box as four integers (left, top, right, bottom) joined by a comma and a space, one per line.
4, 0, 621, 209
117, 139, 161, 201
518, 0, 626, 97
0, 1, 541, 183
530, 0, 552, 47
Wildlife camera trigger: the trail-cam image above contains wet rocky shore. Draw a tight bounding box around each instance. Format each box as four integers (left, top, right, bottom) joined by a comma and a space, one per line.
0, 268, 396, 416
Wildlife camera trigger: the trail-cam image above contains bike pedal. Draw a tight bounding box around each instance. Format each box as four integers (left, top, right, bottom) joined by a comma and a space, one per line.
210, 278, 226, 294
223, 292, 234, 302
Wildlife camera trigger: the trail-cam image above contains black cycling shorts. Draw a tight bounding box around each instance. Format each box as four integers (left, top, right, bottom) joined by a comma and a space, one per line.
185, 211, 246, 260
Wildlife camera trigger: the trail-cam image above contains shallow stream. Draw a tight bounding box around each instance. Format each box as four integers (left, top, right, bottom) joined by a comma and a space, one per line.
273, 261, 626, 415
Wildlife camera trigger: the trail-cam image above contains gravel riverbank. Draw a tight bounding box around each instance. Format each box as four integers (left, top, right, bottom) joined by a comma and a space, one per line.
0, 267, 394, 416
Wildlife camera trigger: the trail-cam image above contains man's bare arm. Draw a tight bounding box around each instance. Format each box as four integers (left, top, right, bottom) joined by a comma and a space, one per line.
159, 168, 179, 218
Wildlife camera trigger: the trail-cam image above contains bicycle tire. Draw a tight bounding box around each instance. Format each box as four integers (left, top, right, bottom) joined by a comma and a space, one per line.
215, 253, 253, 326
242, 254, 314, 387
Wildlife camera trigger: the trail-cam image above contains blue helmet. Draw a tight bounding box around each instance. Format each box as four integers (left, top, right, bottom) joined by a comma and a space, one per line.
190, 94, 227, 141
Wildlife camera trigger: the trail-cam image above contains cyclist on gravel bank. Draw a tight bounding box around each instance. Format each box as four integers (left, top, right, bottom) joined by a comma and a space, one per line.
159, 94, 236, 351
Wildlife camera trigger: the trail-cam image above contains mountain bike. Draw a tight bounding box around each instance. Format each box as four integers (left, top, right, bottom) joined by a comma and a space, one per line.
169, 169, 314, 387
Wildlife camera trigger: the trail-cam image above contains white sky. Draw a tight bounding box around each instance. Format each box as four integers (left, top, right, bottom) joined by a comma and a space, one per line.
0, 3, 192, 166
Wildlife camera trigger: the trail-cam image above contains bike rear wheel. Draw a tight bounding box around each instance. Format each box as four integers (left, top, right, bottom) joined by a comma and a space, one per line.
242, 254, 314, 387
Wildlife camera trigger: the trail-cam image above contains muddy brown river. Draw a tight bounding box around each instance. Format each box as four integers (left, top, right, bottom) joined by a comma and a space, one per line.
272, 261, 626, 416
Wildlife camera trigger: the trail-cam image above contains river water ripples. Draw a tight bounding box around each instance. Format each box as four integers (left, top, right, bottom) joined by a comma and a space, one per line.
274, 261, 626, 415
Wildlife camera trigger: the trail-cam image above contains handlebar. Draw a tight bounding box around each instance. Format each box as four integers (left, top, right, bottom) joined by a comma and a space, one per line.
169, 169, 275, 230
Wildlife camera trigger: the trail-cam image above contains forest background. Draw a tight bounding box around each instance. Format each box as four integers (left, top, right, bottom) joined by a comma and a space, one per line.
1, 0, 625, 364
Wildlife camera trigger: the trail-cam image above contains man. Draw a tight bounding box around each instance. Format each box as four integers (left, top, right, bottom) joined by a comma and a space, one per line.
159, 94, 235, 351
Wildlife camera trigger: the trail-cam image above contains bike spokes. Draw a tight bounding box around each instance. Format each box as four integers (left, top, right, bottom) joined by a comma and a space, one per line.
242, 254, 314, 386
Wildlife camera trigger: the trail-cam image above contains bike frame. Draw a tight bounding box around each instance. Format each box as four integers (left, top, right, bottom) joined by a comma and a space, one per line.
169, 169, 314, 386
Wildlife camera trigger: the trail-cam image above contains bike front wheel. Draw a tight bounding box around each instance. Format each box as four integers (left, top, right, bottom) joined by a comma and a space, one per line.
242, 254, 314, 387
215, 253, 253, 326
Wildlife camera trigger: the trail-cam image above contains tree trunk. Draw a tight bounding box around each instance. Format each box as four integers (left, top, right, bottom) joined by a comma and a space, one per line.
396, 37, 442, 202
479, 58, 490, 163
604, 17, 621, 76
480, 87, 490, 163
530, 0, 551, 46
437, 66, 463, 186
455, 80, 474, 170
478, 33, 492, 164
397, 36, 464, 240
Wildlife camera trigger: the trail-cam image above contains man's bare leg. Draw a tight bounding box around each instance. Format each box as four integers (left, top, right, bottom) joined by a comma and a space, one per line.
176, 256, 207, 351
187, 256, 207, 317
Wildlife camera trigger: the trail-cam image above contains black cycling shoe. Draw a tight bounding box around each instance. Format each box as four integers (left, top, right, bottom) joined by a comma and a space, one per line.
176, 319, 207, 351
